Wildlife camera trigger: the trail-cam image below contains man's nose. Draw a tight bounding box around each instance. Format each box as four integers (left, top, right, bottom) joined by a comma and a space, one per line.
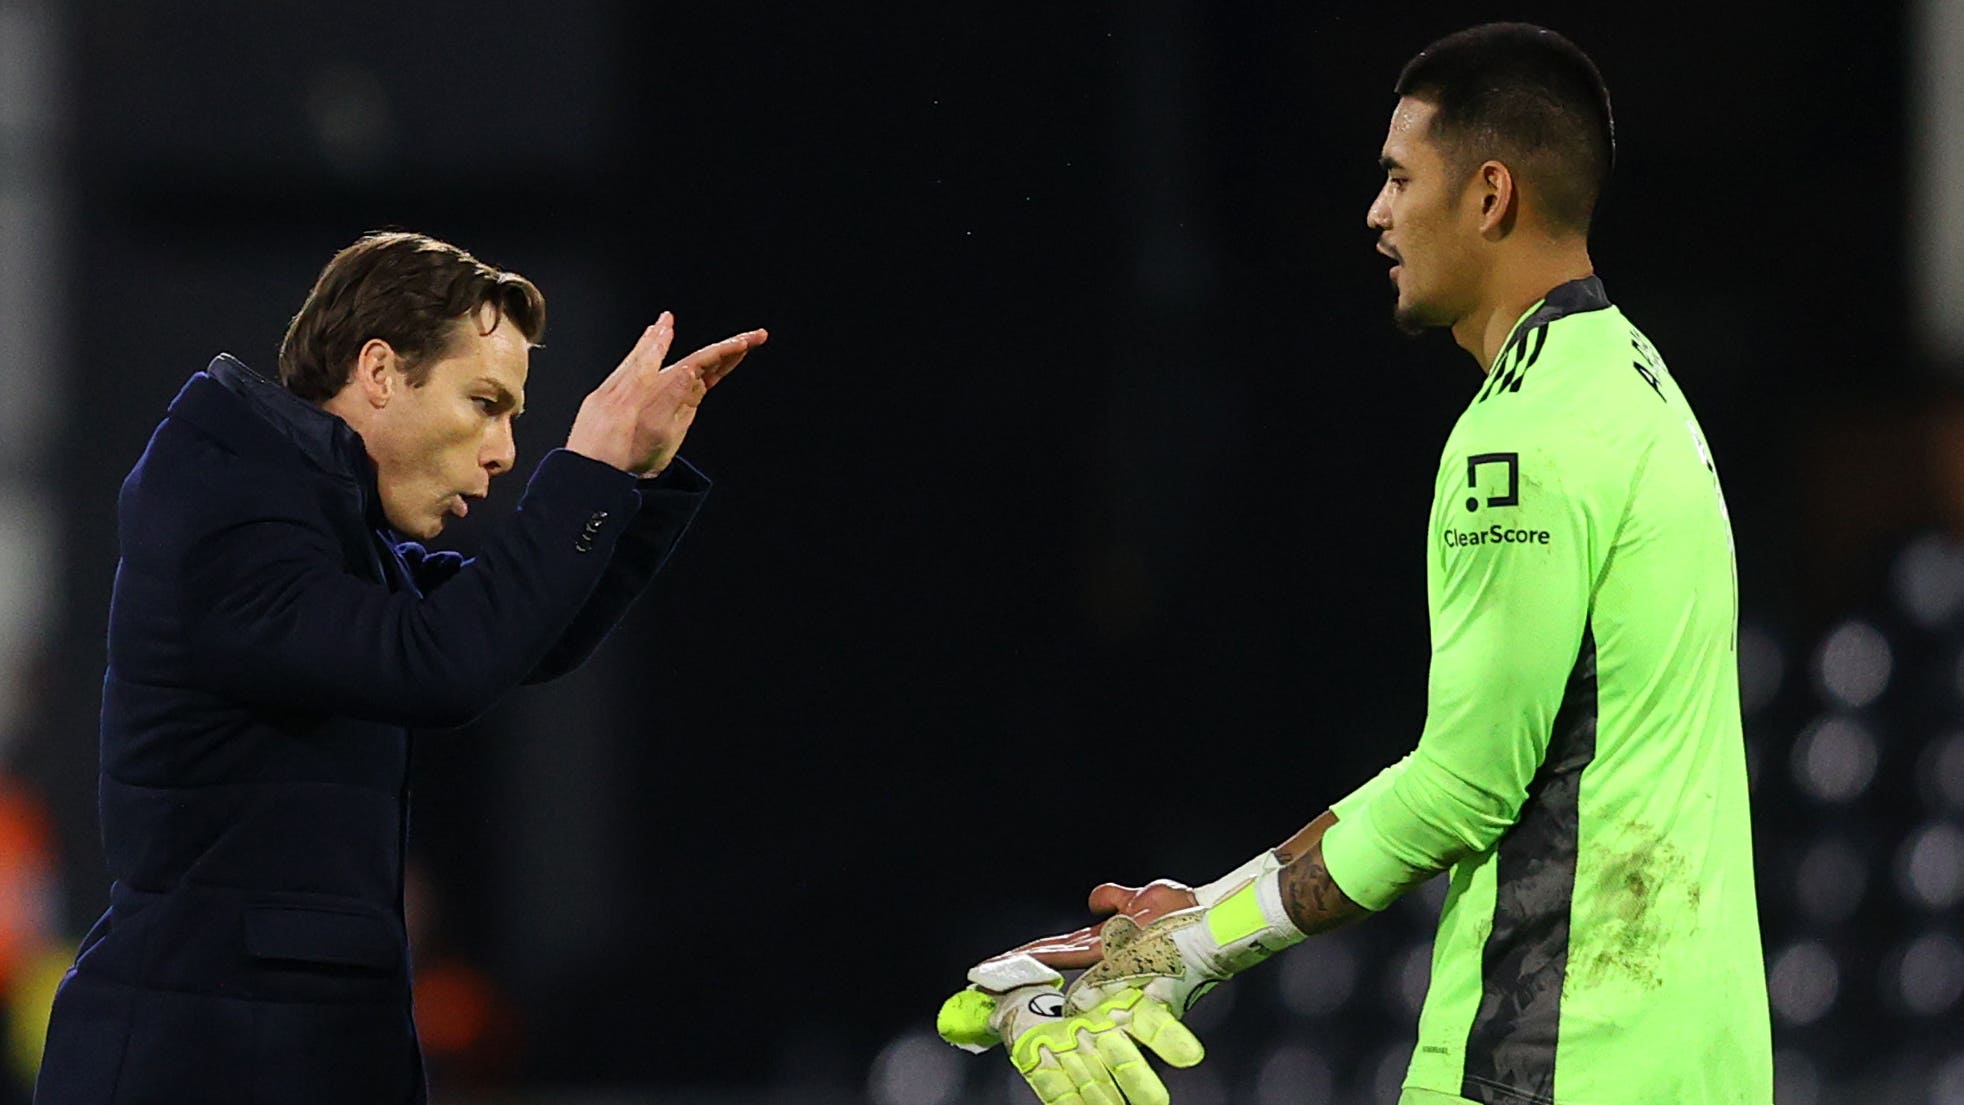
483, 420, 516, 476
1366, 188, 1392, 231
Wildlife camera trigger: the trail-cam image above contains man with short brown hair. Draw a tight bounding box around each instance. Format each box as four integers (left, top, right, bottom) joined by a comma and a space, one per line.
35, 231, 765, 1104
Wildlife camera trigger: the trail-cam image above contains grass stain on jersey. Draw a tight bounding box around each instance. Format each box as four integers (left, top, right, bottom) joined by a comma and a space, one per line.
1568, 823, 1695, 993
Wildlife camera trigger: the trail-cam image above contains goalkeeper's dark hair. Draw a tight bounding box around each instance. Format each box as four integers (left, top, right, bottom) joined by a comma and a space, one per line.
1395, 23, 1614, 235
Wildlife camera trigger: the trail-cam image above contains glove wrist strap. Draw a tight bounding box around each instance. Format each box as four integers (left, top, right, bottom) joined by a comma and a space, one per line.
1179, 867, 1305, 977
1191, 848, 1282, 908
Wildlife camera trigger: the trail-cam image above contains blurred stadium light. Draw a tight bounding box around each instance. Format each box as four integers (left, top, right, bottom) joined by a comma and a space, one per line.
1813, 620, 1893, 710
1791, 715, 1881, 802
1897, 822, 1964, 910
1254, 1044, 1334, 1105
1893, 931, 1964, 1016
1934, 1052, 1964, 1105
1768, 940, 1840, 1027
867, 1030, 963, 1105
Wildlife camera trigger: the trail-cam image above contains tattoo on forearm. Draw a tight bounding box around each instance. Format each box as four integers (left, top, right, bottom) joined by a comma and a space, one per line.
1280, 843, 1366, 935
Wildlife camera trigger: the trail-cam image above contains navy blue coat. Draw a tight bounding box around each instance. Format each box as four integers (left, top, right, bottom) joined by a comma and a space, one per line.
36, 355, 708, 1104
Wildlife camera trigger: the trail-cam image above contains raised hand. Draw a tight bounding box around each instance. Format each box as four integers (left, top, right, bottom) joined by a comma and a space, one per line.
565, 312, 768, 476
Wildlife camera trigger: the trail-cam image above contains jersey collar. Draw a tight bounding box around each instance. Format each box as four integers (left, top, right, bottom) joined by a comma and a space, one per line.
1492, 275, 1613, 369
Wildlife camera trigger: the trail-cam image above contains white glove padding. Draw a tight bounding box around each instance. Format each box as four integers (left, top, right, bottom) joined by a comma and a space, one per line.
1065, 867, 1304, 1018
938, 953, 1066, 1054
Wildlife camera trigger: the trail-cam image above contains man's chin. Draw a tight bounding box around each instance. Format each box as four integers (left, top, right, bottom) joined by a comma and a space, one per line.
1393, 297, 1447, 337
386, 513, 445, 541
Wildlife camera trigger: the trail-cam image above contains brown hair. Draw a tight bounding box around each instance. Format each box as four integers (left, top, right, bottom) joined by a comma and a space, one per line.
278, 230, 546, 401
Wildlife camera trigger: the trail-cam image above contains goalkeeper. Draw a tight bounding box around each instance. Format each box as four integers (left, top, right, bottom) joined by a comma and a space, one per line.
941, 23, 1772, 1105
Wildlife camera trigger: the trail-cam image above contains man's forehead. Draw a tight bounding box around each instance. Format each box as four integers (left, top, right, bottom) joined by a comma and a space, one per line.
1381, 96, 1439, 162
439, 322, 530, 396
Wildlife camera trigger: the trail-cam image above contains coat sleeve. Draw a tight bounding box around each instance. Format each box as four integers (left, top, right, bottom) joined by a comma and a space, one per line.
181, 449, 657, 728
522, 457, 710, 684
396, 460, 711, 685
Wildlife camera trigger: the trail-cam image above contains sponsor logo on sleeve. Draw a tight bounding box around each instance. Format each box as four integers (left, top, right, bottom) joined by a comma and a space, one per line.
1443, 451, 1553, 548
1462, 452, 1519, 511
1443, 524, 1552, 548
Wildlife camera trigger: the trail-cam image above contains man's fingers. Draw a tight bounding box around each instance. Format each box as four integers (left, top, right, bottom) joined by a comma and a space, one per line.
1087, 884, 1140, 917
1012, 923, 1104, 971
596, 314, 673, 391
670, 329, 768, 388
1088, 880, 1199, 926
632, 312, 676, 373
1094, 1030, 1171, 1105
699, 349, 749, 388
643, 317, 677, 380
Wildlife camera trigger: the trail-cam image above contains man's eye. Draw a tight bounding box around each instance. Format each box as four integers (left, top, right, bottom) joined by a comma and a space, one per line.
473, 397, 497, 412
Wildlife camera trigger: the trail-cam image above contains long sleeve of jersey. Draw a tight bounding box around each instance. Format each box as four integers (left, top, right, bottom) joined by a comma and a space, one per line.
1321, 434, 1624, 910
1329, 756, 1410, 822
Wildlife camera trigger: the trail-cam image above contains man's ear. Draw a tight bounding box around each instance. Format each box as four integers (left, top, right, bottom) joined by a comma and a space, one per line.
1475, 160, 1517, 239
349, 339, 400, 409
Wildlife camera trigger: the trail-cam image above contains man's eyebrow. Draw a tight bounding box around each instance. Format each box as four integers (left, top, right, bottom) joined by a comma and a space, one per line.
1379, 154, 1406, 173
474, 378, 525, 416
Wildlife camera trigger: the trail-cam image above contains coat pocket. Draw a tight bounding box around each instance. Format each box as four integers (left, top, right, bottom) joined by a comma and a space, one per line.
242, 905, 400, 971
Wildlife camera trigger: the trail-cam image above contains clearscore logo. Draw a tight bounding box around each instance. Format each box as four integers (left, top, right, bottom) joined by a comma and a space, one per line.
1445, 451, 1550, 547
1443, 524, 1552, 548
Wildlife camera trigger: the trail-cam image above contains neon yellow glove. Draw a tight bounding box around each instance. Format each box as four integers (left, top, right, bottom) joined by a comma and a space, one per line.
937, 953, 1066, 1055
1007, 988, 1202, 1105
937, 952, 1204, 1105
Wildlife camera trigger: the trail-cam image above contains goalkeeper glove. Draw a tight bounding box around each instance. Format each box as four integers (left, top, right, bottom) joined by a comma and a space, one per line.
938, 952, 1202, 1105
1065, 862, 1306, 1019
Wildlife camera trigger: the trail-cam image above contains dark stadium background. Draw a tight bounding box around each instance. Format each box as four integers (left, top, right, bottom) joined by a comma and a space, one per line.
3, 2, 1958, 1103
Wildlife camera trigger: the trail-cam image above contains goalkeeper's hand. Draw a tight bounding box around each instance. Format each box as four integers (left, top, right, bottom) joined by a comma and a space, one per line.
939, 953, 1203, 1105
940, 865, 1296, 1104
1065, 867, 1306, 1019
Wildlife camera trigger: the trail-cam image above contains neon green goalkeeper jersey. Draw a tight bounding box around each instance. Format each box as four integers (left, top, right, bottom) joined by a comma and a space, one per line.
1318, 277, 1772, 1105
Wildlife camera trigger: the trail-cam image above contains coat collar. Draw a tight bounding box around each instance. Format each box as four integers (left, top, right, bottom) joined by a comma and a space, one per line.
169, 355, 387, 529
